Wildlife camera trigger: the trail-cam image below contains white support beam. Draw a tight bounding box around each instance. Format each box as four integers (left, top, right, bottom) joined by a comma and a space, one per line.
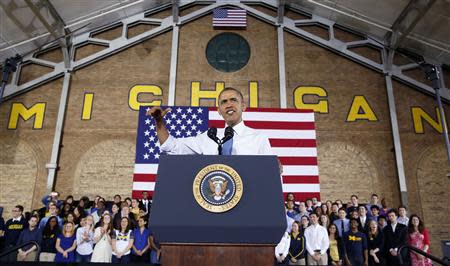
277, 26, 287, 108
168, 25, 179, 106
46, 71, 71, 194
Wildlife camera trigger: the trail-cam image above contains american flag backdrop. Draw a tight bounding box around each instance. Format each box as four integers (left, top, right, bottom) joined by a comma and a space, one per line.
132, 106, 320, 201
212, 8, 247, 28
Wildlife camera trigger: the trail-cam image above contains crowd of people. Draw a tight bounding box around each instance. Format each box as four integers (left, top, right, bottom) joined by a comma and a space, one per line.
0, 192, 433, 266
276, 193, 433, 266
0, 191, 159, 264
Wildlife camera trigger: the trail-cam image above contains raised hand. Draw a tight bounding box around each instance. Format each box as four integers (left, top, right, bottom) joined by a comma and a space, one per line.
146, 107, 171, 123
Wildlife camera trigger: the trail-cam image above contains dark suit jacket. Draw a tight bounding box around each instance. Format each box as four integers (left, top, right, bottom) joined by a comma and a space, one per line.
383, 223, 407, 251
139, 199, 151, 214
358, 217, 371, 233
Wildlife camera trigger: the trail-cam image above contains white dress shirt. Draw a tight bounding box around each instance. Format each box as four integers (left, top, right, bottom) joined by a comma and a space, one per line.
160, 121, 273, 155
275, 232, 291, 257
304, 223, 329, 255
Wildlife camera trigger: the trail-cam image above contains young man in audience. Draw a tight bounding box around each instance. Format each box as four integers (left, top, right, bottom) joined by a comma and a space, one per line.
333, 207, 350, 238
286, 200, 298, 219
344, 218, 368, 266
138, 191, 152, 218
329, 202, 340, 223
2, 205, 27, 261
366, 193, 380, 218
304, 213, 329, 265
346, 195, 359, 218
113, 204, 136, 229
397, 206, 409, 226
383, 209, 408, 266
39, 202, 64, 229
358, 205, 370, 233
41, 191, 63, 209
16, 215, 41, 261
294, 202, 309, 221
370, 205, 380, 221
305, 199, 314, 213
311, 197, 321, 208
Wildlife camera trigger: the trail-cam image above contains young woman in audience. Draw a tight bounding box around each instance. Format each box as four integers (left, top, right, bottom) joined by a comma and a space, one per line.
60, 202, 73, 219
55, 222, 77, 263
408, 215, 432, 266
321, 204, 329, 218
300, 215, 309, 231
130, 199, 141, 221
112, 217, 134, 263
124, 197, 132, 208
73, 206, 85, 226
325, 200, 333, 216
40, 216, 60, 261
320, 214, 330, 229
367, 220, 384, 266
287, 221, 306, 265
327, 223, 344, 266
111, 203, 120, 221
132, 216, 150, 262
91, 213, 113, 263
75, 214, 94, 262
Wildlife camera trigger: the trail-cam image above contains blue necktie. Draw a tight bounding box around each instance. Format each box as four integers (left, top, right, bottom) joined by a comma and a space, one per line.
222, 138, 233, 155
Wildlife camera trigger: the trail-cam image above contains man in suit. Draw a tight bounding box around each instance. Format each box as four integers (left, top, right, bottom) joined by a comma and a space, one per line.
139, 191, 152, 217
358, 205, 371, 233
333, 207, 350, 238
383, 209, 408, 266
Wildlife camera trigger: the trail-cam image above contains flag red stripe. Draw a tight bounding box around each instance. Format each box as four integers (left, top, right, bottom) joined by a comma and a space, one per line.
283, 192, 320, 201
132, 190, 154, 199
208, 120, 315, 130
133, 173, 157, 182
279, 157, 317, 165
208, 107, 314, 113
282, 175, 320, 183
269, 139, 316, 147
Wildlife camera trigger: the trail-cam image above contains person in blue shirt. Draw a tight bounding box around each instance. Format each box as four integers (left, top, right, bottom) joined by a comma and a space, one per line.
39, 202, 64, 229
344, 218, 368, 266
132, 216, 150, 262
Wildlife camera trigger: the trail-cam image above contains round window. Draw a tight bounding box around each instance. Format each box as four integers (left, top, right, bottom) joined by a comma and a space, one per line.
206, 33, 250, 72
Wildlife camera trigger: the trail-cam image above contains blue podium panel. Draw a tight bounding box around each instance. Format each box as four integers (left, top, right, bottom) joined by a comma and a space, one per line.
149, 155, 286, 244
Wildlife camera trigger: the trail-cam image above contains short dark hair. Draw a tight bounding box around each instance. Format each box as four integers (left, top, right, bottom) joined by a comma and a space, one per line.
332, 202, 339, 207
351, 195, 358, 199
349, 218, 359, 224
370, 205, 380, 210
371, 193, 378, 198
398, 205, 407, 211
338, 207, 346, 213
387, 209, 398, 216
15, 205, 24, 212
218, 87, 244, 102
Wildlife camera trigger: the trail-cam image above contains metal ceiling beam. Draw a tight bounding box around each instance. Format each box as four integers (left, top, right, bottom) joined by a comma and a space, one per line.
24, 0, 72, 68
385, 0, 436, 51
3, 0, 449, 103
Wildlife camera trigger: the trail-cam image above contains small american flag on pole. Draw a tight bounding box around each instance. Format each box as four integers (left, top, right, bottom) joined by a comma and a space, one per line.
132, 106, 320, 201
213, 8, 247, 28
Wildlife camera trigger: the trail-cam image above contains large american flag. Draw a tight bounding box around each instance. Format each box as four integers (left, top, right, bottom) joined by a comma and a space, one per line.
132, 106, 320, 201
212, 8, 247, 27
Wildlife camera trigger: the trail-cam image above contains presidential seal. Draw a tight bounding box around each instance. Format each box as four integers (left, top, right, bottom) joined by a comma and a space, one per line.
193, 164, 243, 213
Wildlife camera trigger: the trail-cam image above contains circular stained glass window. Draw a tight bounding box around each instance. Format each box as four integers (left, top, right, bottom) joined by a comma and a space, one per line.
206, 32, 250, 72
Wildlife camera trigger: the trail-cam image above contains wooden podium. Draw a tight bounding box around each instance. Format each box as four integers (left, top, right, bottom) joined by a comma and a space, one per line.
150, 155, 286, 266
161, 244, 274, 266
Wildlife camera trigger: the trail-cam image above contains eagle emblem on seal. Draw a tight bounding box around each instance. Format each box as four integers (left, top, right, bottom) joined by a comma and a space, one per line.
208, 176, 230, 201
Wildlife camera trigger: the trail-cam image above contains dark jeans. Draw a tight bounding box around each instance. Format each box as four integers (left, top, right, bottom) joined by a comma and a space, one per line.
132, 252, 149, 262
75, 252, 92, 263
112, 254, 131, 263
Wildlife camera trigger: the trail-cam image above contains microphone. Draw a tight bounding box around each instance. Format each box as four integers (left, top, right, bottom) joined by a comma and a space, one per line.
222, 126, 234, 144
207, 127, 222, 155
207, 127, 220, 144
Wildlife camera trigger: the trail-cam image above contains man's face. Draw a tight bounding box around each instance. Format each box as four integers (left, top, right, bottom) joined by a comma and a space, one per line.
312, 197, 317, 204
351, 196, 358, 205
142, 192, 148, 199
114, 196, 121, 203
371, 208, 379, 216
358, 206, 367, 217
398, 207, 406, 217
218, 90, 246, 127
350, 219, 359, 230
286, 201, 294, 210
338, 210, 346, 219
371, 195, 378, 204
299, 202, 306, 211
332, 204, 338, 213
388, 212, 397, 223
310, 214, 318, 225
49, 205, 58, 215
12, 207, 22, 218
